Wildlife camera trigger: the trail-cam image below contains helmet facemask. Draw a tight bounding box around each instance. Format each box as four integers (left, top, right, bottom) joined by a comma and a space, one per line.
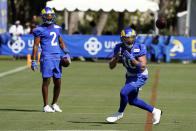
120, 37, 135, 48
42, 14, 55, 24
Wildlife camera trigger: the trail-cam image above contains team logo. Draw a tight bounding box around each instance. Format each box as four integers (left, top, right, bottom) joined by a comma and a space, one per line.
170, 39, 184, 56
8, 37, 25, 54
134, 49, 140, 52
192, 40, 196, 57
84, 37, 102, 55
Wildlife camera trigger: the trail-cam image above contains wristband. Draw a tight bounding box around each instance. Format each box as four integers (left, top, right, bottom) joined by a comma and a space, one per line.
137, 62, 142, 68
63, 48, 69, 54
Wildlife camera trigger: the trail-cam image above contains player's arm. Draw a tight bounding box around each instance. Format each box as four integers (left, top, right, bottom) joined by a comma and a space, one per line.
131, 55, 146, 70
31, 37, 40, 71
59, 36, 70, 55
59, 36, 71, 63
59, 36, 66, 51
109, 44, 121, 69
32, 37, 40, 61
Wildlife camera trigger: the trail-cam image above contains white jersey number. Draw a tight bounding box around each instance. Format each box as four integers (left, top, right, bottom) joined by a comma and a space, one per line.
50, 32, 58, 46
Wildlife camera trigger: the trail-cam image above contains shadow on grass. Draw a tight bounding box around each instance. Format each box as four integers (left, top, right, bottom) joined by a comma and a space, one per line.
0, 108, 40, 112
68, 121, 117, 125
68, 121, 150, 125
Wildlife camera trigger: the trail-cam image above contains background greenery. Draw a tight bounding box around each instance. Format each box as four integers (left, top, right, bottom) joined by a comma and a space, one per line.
7, 0, 187, 35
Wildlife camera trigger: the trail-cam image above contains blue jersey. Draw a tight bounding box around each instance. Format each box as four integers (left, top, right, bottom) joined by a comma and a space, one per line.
33, 24, 62, 56
114, 42, 147, 75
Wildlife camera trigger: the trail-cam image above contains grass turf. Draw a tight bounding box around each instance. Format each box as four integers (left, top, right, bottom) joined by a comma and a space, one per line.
0, 60, 196, 130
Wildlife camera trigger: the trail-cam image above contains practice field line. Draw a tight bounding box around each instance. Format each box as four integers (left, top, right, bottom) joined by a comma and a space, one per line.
145, 69, 160, 131
0, 65, 27, 78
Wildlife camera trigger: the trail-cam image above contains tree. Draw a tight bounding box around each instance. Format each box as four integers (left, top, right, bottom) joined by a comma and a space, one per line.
8, 0, 49, 25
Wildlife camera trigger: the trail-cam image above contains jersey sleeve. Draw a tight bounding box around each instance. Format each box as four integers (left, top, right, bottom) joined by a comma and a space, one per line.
138, 44, 147, 56
33, 27, 42, 38
113, 43, 121, 56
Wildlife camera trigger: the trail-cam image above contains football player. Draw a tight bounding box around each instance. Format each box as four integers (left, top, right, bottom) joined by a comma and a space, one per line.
31, 7, 71, 112
106, 27, 162, 124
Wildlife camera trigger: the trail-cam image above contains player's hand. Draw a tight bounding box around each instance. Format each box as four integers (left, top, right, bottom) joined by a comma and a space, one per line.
31, 60, 38, 71
123, 50, 135, 61
62, 54, 71, 64
109, 57, 118, 69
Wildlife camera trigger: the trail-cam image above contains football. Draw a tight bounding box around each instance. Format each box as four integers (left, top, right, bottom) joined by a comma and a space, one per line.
156, 18, 167, 29
61, 57, 70, 67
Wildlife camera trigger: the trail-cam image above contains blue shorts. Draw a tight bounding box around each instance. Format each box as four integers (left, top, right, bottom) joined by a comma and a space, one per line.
40, 59, 62, 78
124, 69, 148, 93
120, 74, 148, 100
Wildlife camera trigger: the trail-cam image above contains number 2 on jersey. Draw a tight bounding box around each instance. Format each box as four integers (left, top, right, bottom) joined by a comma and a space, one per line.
50, 32, 57, 46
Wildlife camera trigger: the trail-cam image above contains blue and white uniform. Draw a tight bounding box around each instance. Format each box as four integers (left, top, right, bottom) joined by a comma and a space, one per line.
114, 42, 153, 113
33, 24, 63, 78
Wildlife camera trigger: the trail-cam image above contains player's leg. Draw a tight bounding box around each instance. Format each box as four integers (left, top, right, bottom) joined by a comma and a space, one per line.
42, 77, 54, 112
118, 84, 137, 112
128, 77, 162, 124
128, 91, 162, 124
42, 78, 51, 106
106, 84, 136, 123
127, 75, 153, 111
40, 59, 55, 112
128, 90, 153, 112
51, 60, 62, 112
52, 77, 61, 104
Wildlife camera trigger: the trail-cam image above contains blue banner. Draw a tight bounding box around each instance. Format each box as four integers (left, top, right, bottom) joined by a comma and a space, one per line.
0, 0, 7, 33
0, 34, 120, 57
169, 36, 196, 59
62, 35, 120, 58
0, 34, 35, 56
0, 33, 196, 60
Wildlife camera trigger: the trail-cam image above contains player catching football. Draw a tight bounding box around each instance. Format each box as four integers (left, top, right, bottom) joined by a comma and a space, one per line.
31, 7, 71, 112
106, 27, 162, 124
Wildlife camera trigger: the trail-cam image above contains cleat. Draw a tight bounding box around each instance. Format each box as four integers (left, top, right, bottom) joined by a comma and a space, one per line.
51, 104, 62, 112
106, 112, 123, 123
43, 105, 55, 112
152, 108, 162, 125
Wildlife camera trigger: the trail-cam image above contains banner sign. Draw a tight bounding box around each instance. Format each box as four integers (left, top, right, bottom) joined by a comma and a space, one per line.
0, 0, 7, 33
0, 34, 196, 60
0, 34, 120, 57
0, 34, 36, 56
62, 35, 120, 58
169, 36, 196, 59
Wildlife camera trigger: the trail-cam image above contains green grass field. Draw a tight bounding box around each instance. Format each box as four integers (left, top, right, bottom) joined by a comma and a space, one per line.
0, 59, 196, 131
